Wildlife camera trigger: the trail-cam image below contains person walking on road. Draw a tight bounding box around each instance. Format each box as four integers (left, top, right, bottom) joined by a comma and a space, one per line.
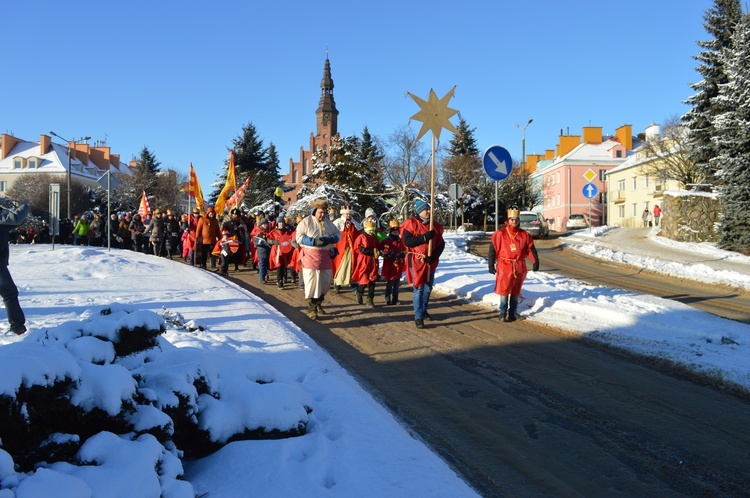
653, 204, 661, 226
401, 198, 444, 329
642, 208, 650, 228
0, 199, 29, 334
488, 207, 539, 322
295, 199, 341, 320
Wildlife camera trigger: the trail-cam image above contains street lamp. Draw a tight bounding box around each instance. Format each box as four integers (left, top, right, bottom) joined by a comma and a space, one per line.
515, 118, 533, 209
50, 131, 91, 219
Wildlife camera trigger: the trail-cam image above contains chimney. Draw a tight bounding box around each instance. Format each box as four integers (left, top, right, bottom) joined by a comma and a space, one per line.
556, 133, 581, 158
1, 134, 21, 160
582, 126, 603, 144
615, 124, 633, 150
40, 134, 51, 155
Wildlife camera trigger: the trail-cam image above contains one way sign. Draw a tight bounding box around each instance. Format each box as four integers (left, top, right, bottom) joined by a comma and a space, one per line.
483, 145, 513, 181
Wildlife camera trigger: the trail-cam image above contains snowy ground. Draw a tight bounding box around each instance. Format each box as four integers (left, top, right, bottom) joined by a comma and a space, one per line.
0, 228, 748, 496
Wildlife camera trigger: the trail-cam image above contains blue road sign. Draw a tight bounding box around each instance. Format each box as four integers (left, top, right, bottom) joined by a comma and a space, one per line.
583, 183, 599, 199
483, 145, 513, 181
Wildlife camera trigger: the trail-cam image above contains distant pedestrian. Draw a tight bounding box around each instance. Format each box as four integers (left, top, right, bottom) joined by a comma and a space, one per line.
488, 207, 539, 322
0, 200, 29, 334
653, 204, 661, 226
642, 208, 650, 228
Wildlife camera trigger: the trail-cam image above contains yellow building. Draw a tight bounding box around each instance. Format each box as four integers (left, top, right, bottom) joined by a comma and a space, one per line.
605, 124, 681, 227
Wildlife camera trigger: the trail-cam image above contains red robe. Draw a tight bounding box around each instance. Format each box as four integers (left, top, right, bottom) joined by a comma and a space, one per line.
490, 225, 537, 296
378, 237, 405, 281
333, 221, 360, 275
400, 217, 444, 288
351, 232, 380, 283
269, 228, 295, 269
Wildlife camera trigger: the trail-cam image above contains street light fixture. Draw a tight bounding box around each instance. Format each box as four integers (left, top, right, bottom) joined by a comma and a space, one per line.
515, 118, 533, 209
50, 131, 91, 219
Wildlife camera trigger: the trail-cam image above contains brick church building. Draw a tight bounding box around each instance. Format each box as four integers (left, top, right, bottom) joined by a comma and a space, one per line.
280, 56, 340, 204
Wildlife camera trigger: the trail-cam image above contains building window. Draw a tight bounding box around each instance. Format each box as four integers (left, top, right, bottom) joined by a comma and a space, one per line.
556, 172, 560, 184
0, 181, 6, 192
618, 205, 625, 218
631, 203, 637, 216
643, 175, 649, 188
616, 150, 623, 158
599, 169, 606, 181
617, 179, 625, 191
304, 159, 309, 175
13, 159, 23, 169
631, 177, 637, 190
28, 158, 38, 169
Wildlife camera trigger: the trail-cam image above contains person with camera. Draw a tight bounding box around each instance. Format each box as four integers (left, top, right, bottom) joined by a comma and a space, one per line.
295, 199, 341, 320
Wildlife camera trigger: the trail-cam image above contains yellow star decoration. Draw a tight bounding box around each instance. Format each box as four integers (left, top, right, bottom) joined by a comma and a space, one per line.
407, 86, 459, 142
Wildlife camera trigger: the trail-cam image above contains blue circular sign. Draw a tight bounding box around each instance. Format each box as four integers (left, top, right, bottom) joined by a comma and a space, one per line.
483, 145, 513, 181
582, 183, 599, 199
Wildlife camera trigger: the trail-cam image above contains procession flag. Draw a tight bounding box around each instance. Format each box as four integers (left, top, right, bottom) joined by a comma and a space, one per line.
226, 175, 251, 210
214, 150, 237, 215
189, 163, 205, 213
138, 189, 151, 218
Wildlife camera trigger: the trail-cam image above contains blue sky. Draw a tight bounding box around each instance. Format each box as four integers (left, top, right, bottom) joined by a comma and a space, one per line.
5, 0, 713, 190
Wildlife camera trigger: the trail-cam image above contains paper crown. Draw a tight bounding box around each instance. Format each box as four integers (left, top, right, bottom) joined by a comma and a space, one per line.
388, 219, 400, 228
507, 208, 520, 219
364, 220, 377, 230
340, 205, 353, 215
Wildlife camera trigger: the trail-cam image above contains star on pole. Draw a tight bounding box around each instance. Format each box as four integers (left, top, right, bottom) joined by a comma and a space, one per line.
407, 86, 459, 142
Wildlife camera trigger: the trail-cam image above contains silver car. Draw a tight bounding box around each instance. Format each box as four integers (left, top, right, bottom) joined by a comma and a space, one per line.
520, 211, 549, 239
566, 213, 590, 230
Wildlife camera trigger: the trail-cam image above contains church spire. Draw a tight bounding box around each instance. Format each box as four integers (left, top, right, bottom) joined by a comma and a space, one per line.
316, 55, 338, 136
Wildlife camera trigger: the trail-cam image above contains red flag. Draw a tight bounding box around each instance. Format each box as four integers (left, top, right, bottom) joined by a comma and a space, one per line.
215, 150, 237, 215
138, 189, 151, 218
189, 163, 205, 213
226, 175, 251, 209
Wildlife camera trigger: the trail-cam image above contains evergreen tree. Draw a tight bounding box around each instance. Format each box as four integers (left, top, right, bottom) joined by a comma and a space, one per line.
135, 146, 161, 175
683, 0, 743, 184
301, 134, 386, 217
116, 146, 161, 212
711, 11, 750, 253
442, 116, 484, 225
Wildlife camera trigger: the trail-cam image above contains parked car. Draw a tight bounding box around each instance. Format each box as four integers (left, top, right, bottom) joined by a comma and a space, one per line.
519, 211, 549, 239
566, 213, 590, 230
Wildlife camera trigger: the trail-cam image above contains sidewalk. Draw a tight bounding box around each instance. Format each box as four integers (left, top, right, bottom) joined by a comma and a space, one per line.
563, 226, 750, 290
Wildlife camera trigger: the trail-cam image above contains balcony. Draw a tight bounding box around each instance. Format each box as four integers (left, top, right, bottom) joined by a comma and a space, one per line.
612, 190, 626, 203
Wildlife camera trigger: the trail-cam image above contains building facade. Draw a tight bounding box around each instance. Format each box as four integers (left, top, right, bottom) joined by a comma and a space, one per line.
530, 125, 634, 230
280, 57, 340, 204
0, 133, 129, 195
605, 124, 681, 228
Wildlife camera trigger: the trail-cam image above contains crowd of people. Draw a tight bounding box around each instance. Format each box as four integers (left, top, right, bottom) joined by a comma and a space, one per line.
5, 198, 540, 330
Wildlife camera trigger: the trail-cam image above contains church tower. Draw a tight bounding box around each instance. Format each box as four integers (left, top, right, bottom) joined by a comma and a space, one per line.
316, 56, 339, 137
281, 56, 342, 205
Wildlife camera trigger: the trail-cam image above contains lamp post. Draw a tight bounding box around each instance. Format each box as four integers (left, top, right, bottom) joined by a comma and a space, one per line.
50, 131, 90, 220
515, 118, 533, 209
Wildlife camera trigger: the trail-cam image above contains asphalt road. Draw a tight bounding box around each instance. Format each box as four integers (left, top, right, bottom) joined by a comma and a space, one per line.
214, 261, 750, 497
470, 232, 750, 324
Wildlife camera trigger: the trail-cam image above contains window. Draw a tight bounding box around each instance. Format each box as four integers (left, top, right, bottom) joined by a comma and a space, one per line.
643, 175, 649, 188
13, 159, 23, 169
631, 177, 637, 190
617, 179, 625, 191
618, 205, 625, 218
556, 172, 560, 184
599, 169, 606, 181
28, 158, 38, 169
631, 203, 637, 216
616, 150, 623, 158
0, 181, 6, 192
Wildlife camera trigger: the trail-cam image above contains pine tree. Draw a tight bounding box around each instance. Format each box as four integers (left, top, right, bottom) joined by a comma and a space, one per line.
442, 116, 484, 225
683, 0, 743, 184
711, 11, 750, 253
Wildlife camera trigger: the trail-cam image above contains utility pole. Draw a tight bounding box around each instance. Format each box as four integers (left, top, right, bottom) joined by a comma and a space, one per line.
515, 119, 533, 209
50, 132, 90, 219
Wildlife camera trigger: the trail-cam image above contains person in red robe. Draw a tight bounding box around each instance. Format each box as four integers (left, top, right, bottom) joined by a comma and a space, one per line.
332, 206, 360, 293
352, 220, 380, 307
378, 219, 405, 305
401, 198, 444, 329
268, 216, 295, 289
488, 207, 540, 322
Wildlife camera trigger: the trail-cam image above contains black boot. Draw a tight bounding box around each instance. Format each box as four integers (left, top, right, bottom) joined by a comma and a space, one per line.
307, 300, 318, 320
356, 291, 363, 305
